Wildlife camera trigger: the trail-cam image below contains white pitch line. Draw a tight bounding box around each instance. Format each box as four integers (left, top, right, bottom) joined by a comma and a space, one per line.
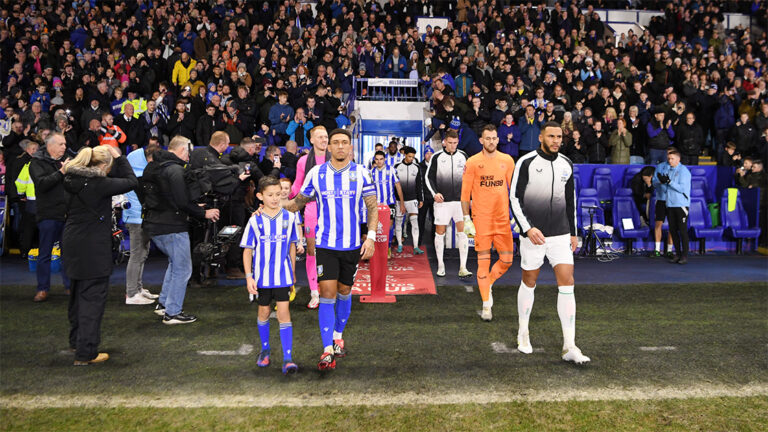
464, 285, 474, 292
491, 342, 545, 354
639, 346, 677, 351
5, 383, 767, 407
197, 344, 254, 356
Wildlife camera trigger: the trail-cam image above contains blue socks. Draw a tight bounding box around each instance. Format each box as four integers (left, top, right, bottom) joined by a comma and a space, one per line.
318, 297, 336, 349
279, 322, 293, 362
335, 293, 352, 336
257, 320, 270, 352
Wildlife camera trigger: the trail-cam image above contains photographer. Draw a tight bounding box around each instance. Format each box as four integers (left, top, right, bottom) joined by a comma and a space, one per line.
142, 136, 220, 324
62, 145, 137, 365
189, 131, 249, 280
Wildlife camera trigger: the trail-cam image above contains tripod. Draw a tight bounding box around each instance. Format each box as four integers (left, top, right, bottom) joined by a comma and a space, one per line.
578, 206, 608, 257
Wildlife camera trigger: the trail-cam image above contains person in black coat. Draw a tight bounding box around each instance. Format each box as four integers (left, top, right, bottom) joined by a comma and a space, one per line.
62, 145, 138, 365
166, 101, 196, 142
195, 104, 225, 148
114, 104, 147, 151
675, 112, 704, 165
28, 133, 72, 302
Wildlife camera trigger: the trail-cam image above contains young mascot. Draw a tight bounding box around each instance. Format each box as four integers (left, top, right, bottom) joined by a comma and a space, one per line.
242, 176, 300, 375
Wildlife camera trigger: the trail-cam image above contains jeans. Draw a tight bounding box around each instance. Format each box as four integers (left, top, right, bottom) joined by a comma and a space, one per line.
126, 224, 151, 297
648, 148, 668, 165
152, 232, 192, 316
37, 219, 70, 292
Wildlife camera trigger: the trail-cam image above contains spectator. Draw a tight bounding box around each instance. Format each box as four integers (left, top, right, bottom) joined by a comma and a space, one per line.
268, 91, 294, 137
167, 100, 195, 142
730, 112, 760, 156
114, 104, 146, 151
562, 129, 587, 164
675, 112, 704, 165
518, 105, 543, 157
647, 109, 675, 165
172, 52, 197, 88
609, 118, 633, 164
286, 108, 314, 147
385, 47, 407, 79
498, 113, 520, 158
97, 113, 127, 148
584, 119, 610, 164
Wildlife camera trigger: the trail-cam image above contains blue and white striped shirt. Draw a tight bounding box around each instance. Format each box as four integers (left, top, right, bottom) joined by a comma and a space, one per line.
371, 165, 399, 205
240, 209, 298, 288
301, 162, 376, 250
386, 152, 404, 168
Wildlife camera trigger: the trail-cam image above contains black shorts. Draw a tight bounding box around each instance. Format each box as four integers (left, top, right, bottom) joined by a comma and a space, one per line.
388, 204, 396, 219
655, 200, 667, 222
316, 247, 361, 287
257, 286, 291, 306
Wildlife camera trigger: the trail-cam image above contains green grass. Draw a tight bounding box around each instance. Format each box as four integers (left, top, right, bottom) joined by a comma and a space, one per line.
2, 397, 767, 431
1, 281, 766, 430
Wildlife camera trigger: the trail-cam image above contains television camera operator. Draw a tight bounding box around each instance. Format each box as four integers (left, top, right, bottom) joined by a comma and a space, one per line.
141, 136, 220, 324
188, 131, 254, 281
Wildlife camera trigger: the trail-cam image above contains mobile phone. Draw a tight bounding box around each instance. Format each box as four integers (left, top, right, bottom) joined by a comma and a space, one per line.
273, 155, 280, 163
244, 163, 251, 174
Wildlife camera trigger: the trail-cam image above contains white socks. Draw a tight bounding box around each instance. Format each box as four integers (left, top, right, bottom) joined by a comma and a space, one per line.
557, 285, 576, 349
517, 281, 536, 336
457, 232, 468, 270
409, 215, 419, 248
395, 214, 404, 247
655, 242, 661, 252
434, 233, 445, 267
333, 331, 343, 340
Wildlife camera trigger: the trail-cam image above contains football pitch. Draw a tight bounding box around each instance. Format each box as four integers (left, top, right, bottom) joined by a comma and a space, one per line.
1, 279, 767, 430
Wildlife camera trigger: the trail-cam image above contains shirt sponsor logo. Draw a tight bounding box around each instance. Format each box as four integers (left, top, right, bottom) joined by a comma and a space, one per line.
479, 175, 504, 187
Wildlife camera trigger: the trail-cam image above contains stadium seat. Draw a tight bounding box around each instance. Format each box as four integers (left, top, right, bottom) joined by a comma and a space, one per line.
720, 190, 761, 254
622, 166, 643, 188
612, 188, 649, 254
578, 188, 612, 255
592, 167, 614, 205
573, 166, 581, 194
690, 168, 714, 203
688, 189, 724, 255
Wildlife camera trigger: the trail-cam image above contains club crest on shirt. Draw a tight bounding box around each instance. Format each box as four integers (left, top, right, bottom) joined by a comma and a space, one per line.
317, 265, 324, 277
561, 169, 570, 182
350, 172, 357, 182
282, 220, 289, 230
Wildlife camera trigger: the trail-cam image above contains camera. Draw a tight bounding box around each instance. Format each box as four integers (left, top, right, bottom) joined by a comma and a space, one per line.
193, 224, 243, 274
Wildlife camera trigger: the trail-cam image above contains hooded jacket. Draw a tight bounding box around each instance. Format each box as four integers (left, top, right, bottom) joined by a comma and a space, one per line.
62, 156, 137, 279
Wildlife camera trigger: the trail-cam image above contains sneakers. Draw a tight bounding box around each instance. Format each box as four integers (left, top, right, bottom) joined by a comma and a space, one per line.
257, 349, 270, 367
649, 251, 662, 258
141, 288, 159, 299
436, 263, 445, 277
317, 351, 336, 371
397, 245, 403, 253
333, 339, 347, 357
677, 257, 688, 265
33, 291, 48, 302
413, 247, 424, 255
666, 251, 675, 259
307, 293, 319, 309
458, 268, 473, 278
668, 255, 680, 264
517, 333, 533, 354
562, 346, 591, 364
480, 306, 492, 322
162, 312, 198, 325
282, 361, 299, 375
74, 352, 109, 366
125, 293, 155, 305
154, 303, 166, 316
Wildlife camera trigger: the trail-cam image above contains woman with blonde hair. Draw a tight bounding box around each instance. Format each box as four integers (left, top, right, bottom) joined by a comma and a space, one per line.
561, 111, 575, 140
62, 145, 138, 365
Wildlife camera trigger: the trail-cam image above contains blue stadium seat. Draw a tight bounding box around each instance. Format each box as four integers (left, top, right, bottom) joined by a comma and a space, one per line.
612, 188, 649, 254
690, 168, 713, 203
592, 167, 614, 205
688, 189, 723, 255
573, 165, 581, 194
720, 190, 761, 254
622, 166, 643, 188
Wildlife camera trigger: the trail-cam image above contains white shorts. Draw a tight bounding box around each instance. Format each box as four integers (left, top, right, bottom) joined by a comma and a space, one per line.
433, 201, 464, 226
520, 234, 574, 271
396, 200, 419, 217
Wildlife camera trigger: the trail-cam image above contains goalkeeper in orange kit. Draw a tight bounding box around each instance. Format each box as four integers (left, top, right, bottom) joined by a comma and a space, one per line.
461, 125, 516, 322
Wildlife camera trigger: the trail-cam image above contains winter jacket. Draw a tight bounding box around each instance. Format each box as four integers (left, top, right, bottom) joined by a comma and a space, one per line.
171, 58, 197, 86
62, 156, 138, 279
384, 55, 407, 78
609, 130, 632, 164
647, 121, 675, 150
714, 95, 736, 130
518, 116, 542, 152
661, 163, 691, 208
28, 149, 68, 222
141, 149, 206, 236
122, 148, 150, 225
268, 103, 294, 134
498, 122, 521, 157
675, 123, 704, 157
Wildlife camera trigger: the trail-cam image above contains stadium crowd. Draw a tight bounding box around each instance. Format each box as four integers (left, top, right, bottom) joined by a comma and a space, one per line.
1, 0, 768, 280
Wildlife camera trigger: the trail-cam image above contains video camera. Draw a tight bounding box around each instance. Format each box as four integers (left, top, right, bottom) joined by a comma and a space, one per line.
192, 224, 243, 273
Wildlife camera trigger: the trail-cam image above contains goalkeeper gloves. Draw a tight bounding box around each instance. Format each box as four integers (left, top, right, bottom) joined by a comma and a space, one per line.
463, 215, 476, 237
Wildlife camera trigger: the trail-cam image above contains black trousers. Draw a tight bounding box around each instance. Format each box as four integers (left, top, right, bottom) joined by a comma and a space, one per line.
418, 197, 434, 247
19, 201, 38, 256
666, 206, 690, 258
68, 276, 109, 362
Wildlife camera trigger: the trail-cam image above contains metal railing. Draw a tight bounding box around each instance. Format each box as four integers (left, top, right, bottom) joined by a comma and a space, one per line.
353, 78, 425, 102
